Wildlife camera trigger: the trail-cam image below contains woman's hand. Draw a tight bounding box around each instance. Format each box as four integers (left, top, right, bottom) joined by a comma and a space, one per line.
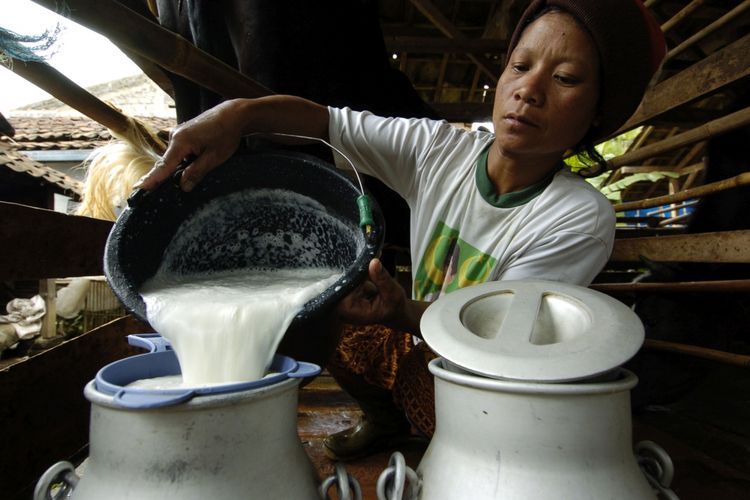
135, 100, 246, 192
336, 259, 428, 335
134, 96, 329, 192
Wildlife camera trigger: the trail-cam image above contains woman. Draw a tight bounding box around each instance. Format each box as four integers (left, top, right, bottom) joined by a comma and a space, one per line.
136, 0, 665, 459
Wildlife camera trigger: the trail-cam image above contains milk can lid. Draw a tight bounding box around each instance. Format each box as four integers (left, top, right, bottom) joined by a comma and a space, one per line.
420, 280, 644, 383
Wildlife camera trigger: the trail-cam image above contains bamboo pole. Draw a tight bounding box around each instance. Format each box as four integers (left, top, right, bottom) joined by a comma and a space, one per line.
642, 199, 699, 217
4, 57, 165, 153
609, 106, 750, 171
643, 339, 750, 368
667, 0, 750, 60
592, 279, 750, 294
661, 0, 707, 33
613, 171, 750, 212
30, 0, 272, 100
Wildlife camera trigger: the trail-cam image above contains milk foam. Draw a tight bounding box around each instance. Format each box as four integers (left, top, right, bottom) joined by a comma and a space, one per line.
136, 188, 356, 387
141, 267, 341, 386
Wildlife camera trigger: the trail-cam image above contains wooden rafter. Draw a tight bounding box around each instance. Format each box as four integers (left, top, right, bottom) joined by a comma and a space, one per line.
408, 0, 499, 83
4, 58, 166, 153
30, 0, 272, 99
617, 34, 750, 135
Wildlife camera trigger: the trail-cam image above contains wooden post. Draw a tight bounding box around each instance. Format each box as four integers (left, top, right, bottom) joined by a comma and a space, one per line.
38, 278, 57, 340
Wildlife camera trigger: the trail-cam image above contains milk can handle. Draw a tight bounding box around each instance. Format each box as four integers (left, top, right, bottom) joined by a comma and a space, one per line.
288, 361, 322, 379
635, 440, 679, 500
319, 462, 362, 500
127, 333, 172, 352
376, 452, 421, 500
33, 461, 79, 500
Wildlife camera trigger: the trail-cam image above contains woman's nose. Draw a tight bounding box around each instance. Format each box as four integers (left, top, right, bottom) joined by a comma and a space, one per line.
514, 74, 545, 106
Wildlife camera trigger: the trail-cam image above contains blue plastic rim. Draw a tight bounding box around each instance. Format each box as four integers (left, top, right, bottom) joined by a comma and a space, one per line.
94, 334, 321, 409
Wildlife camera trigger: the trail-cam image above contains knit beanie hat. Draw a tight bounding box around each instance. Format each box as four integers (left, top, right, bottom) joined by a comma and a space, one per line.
507, 0, 666, 139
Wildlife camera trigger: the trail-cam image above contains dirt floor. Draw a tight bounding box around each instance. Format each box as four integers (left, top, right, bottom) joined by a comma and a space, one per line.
299, 369, 750, 500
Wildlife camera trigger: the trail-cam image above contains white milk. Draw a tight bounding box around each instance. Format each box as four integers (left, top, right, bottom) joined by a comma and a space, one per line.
140, 267, 341, 386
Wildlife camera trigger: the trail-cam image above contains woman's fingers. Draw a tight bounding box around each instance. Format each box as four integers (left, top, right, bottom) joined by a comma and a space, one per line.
335, 259, 407, 325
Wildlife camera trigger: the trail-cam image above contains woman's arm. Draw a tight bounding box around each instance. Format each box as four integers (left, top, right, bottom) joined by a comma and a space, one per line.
135, 95, 329, 192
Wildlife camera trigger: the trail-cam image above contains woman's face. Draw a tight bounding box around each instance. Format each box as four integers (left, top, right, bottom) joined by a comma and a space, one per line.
493, 11, 600, 161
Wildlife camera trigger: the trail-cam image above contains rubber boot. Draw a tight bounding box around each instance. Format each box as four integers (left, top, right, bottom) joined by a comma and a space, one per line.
324, 367, 412, 460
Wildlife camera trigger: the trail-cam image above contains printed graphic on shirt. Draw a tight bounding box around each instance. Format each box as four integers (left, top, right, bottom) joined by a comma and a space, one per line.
414, 221, 497, 301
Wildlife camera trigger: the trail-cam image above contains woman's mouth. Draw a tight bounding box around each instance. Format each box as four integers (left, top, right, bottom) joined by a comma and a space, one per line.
504, 113, 538, 128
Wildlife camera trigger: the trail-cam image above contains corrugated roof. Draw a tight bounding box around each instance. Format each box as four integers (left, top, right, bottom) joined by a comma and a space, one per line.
3, 114, 174, 151
0, 142, 83, 196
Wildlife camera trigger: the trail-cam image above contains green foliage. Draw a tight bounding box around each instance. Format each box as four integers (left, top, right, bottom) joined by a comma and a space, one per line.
597, 171, 680, 203
565, 127, 644, 173
565, 127, 681, 204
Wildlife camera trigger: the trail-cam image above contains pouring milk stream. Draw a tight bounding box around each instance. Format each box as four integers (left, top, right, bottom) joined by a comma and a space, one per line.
136, 188, 348, 387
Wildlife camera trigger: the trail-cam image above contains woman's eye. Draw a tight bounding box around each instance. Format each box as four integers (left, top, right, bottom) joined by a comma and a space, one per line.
512, 63, 529, 73
555, 74, 579, 85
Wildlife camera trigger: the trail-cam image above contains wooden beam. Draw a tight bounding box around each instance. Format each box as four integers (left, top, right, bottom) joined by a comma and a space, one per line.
667, 0, 750, 60
613, 171, 750, 212
0, 202, 113, 281
429, 101, 493, 122
0, 316, 145, 498
643, 339, 750, 368
592, 279, 750, 294
408, 0, 499, 83
617, 34, 750, 134
4, 58, 166, 152
384, 35, 505, 54
610, 107, 750, 170
661, 0, 708, 33
30, 0, 272, 99
609, 230, 750, 264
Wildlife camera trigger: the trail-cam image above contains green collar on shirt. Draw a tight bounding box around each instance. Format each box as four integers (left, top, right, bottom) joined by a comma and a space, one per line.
475, 145, 563, 208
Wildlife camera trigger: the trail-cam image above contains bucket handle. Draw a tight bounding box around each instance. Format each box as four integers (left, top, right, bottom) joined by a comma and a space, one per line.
249, 132, 376, 238
34, 461, 79, 500
113, 387, 196, 408
127, 333, 172, 353
288, 361, 322, 379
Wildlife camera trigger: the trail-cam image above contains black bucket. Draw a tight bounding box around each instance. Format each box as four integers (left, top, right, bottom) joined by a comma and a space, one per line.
104, 150, 385, 328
